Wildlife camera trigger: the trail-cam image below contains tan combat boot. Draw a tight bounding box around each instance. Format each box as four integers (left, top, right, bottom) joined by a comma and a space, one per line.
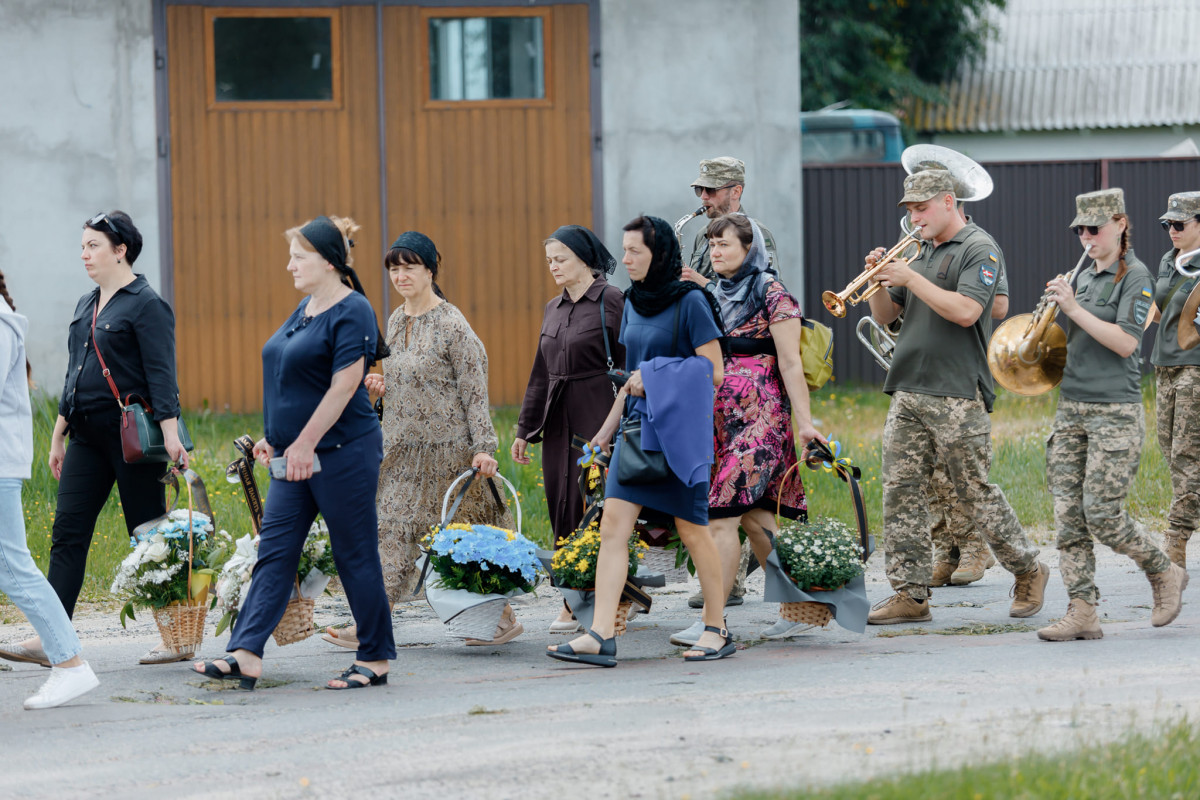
931, 560, 957, 587
867, 593, 931, 625
1148, 563, 1189, 627
1037, 598, 1103, 641
950, 547, 997, 585
1163, 532, 1190, 570
1009, 561, 1049, 618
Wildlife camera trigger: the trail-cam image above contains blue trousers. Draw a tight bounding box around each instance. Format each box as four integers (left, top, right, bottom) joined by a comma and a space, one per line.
228, 428, 396, 661
0, 478, 82, 665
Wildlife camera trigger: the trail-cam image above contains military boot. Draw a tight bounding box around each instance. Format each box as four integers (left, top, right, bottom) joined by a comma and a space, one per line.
931, 560, 957, 587
867, 593, 931, 625
1163, 531, 1190, 570
1037, 598, 1103, 641
1009, 561, 1049, 618
1148, 563, 1189, 627
950, 546, 996, 586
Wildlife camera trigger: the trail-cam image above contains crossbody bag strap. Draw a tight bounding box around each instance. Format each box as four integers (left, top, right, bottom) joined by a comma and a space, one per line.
91, 303, 123, 409
598, 286, 616, 397
1162, 271, 1191, 313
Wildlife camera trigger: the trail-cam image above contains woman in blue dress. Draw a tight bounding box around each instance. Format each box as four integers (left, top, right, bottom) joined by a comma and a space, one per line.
547, 215, 730, 666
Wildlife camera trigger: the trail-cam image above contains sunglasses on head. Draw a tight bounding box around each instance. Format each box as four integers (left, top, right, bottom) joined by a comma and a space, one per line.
693, 182, 737, 198
1160, 219, 1195, 232
88, 212, 119, 235
1071, 222, 1110, 236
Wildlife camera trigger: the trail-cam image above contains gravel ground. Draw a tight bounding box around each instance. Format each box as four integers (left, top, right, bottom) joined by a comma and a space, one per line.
1, 543, 1197, 800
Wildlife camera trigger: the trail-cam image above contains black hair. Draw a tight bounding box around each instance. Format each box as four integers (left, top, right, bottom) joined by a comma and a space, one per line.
84, 210, 143, 265
385, 246, 446, 300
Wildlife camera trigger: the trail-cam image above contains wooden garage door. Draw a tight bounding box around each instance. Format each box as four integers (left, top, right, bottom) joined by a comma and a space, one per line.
381, 4, 593, 406
167, 4, 592, 411
167, 5, 383, 412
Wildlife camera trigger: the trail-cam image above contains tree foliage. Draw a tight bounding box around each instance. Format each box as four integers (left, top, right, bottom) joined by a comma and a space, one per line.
801, 0, 1006, 113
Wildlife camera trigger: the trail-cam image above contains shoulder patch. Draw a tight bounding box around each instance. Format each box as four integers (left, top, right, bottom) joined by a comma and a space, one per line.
988, 252, 998, 263
1133, 297, 1151, 326
1141, 287, 1153, 299
979, 261, 997, 287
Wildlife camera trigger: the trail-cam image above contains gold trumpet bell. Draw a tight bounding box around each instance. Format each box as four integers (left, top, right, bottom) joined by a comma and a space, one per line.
987, 313, 1067, 395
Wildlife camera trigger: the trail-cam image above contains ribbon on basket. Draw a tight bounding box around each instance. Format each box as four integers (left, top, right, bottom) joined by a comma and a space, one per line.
804, 438, 872, 563
225, 435, 264, 534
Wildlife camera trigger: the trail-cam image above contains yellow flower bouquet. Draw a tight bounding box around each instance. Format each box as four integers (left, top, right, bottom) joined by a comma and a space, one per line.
550, 521, 647, 590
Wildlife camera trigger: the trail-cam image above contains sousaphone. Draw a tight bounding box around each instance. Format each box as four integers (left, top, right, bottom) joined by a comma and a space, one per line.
901, 144, 994, 203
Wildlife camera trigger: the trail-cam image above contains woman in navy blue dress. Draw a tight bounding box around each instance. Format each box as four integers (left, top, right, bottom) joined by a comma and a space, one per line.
547, 215, 730, 666
191, 215, 396, 690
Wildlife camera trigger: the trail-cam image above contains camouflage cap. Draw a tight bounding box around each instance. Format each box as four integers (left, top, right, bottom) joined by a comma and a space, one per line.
692, 157, 746, 189
1159, 191, 1200, 222
1069, 188, 1125, 228
897, 169, 955, 206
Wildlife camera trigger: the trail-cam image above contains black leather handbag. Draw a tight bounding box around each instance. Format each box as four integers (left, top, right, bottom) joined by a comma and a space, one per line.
616, 417, 670, 485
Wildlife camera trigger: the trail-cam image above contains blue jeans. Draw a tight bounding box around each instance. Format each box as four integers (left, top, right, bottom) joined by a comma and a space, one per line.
0, 478, 81, 664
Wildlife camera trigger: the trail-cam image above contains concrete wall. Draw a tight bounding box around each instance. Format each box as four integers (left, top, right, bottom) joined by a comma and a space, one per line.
599, 0, 804, 303
930, 127, 1200, 162
0, 0, 159, 395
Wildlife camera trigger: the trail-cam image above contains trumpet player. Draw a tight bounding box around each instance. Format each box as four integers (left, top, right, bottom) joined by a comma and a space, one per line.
1150, 192, 1200, 568
1037, 188, 1186, 641
865, 169, 1048, 625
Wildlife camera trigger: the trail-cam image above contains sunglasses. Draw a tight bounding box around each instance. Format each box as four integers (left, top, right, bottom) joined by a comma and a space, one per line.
693, 182, 738, 198
1160, 219, 1195, 232
88, 212, 120, 237
1071, 222, 1110, 236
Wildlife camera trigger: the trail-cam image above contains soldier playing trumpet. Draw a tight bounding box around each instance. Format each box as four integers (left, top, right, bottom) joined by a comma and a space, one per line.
863, 169, 1049, 625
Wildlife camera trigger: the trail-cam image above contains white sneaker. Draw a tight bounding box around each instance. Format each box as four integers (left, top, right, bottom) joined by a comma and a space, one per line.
23, 662, 99, 710
669, 620, 705, 647
760, 617, 817, 640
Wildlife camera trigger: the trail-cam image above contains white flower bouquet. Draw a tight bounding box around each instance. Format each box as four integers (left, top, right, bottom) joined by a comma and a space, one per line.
111, 509, 224, 625
774, 517, 865, 592
213, 519, 338, 641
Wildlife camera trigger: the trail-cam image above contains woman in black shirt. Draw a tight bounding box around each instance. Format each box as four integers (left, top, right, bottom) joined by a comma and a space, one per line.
2, 211, 188, 667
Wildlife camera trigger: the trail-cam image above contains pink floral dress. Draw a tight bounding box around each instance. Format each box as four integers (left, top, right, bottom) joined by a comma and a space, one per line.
709, 280, 807, 520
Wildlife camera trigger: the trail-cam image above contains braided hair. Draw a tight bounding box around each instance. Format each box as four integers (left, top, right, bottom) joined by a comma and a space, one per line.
0, 269, 32, 384
1113, 213, 1131, 284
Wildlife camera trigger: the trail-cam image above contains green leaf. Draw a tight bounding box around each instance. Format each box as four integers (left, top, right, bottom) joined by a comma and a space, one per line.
120, 601, 137, 629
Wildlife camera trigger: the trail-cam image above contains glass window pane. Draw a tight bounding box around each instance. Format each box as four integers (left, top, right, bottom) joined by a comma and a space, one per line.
429, 17, 545, 101
213, 17, 333, 102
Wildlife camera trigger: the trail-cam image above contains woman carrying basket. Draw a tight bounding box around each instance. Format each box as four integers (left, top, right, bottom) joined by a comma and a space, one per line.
192, 215, 395, 689
675, 213, 826, 646
547, 215, 728, 667
323, 231, 520, 649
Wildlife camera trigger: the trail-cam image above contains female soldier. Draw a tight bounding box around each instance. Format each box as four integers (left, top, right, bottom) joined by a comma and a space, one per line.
1149, 192, 1200, 568
1037, 188, 1187, 641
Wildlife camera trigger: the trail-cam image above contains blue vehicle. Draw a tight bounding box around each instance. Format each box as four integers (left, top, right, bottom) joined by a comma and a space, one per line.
801, 108, 904, 164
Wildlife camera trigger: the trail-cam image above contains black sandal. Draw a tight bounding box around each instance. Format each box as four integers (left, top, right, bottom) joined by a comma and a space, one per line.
546, 629, 617, 668
683, 626, 736, 661
327, 663, 388, 690
193, 655, 257, 690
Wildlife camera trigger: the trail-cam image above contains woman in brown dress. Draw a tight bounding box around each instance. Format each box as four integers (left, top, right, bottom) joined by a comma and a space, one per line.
512, 225, 625, 632
324, 231, 519, 648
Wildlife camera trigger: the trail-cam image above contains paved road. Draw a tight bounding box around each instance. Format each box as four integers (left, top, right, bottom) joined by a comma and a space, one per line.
1, 548, 1197, 800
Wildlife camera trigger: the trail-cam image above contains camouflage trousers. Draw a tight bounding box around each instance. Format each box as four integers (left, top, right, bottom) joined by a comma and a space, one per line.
930, 459, 990, 563
882, 391, 1038, 600
1047, 399, 1169, 604
1155, 366, 1200, 540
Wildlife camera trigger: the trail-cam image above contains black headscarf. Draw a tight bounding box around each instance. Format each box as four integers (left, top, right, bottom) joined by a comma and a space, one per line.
549, 225, 616, 275
626, 216, 723, 327
388, 231, 446, 299
299, 215, 390, 364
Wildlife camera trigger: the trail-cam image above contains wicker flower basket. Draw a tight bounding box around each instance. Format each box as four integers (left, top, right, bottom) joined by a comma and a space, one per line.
640, 546, 690, 584
779, 600, 833, 627
272, 597, 316, 646
612, 600, 634, 636
446, 597, 508, 640
153, 602, 207, 654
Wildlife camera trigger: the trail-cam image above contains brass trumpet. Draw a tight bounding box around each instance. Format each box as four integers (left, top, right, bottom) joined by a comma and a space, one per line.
822, 230, 922, 318
987, 244, 1091, 395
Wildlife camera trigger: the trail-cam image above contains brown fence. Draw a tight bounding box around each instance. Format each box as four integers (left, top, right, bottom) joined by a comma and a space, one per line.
803, 156, 1200, 386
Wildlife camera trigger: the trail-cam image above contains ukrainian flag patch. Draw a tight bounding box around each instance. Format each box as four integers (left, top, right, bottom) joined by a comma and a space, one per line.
1141, 287, 1153, 299
988, 252, 998, 263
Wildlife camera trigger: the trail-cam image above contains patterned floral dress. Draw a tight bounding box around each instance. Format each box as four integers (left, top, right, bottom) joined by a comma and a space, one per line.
709, 280, 807, 520
376, 302, 512, 603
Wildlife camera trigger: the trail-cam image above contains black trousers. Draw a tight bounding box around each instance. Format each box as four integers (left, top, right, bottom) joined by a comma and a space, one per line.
228, 428, 396, 661
49, 410, 166, 617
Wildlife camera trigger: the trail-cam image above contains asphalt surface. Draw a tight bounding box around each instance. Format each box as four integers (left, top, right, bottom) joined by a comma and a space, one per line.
1, 545, 1198, 800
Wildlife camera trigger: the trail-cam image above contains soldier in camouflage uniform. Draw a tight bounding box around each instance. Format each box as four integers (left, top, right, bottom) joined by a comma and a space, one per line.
1150, 192, 1200, 568
864, 170, 1049, 625
685, 157, 779, 280
1037, 188, 1188, 641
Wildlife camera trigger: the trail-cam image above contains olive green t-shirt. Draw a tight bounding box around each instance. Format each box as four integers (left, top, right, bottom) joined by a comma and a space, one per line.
1150, 249, 1200, 367
1061, 252, 1153, 403
883, 223, 1001, 409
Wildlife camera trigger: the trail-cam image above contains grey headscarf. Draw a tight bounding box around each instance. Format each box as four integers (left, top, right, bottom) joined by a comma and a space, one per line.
713, 216, 774, 333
